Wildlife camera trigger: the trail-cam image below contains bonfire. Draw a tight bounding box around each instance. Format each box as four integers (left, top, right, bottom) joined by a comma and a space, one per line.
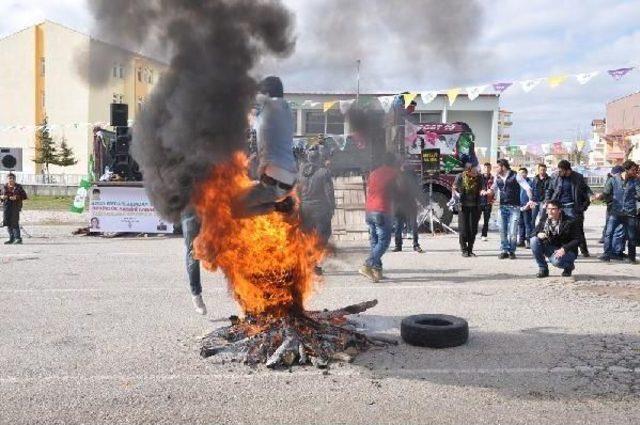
193, 153, 391, 368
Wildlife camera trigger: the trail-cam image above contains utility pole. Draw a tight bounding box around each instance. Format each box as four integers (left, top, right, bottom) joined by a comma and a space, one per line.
356, 59, 361, 106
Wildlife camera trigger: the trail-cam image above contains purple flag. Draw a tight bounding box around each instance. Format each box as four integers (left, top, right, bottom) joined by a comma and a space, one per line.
492, 82, 513, 93
607, 67, 634, 81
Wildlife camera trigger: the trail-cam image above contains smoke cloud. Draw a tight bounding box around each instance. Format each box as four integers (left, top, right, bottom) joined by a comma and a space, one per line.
265, 0, 488, 91
87, 0, 296, 222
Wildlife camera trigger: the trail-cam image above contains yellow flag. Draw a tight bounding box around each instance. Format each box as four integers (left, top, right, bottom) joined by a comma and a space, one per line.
323, 101, 337, 113
548, 75, 568, 88
576, 140, 586, 151
403, 92, 418, 108
447, 88, 461, 106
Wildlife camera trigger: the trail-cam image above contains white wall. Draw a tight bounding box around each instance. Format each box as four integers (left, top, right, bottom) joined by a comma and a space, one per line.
0, 27, 37, 173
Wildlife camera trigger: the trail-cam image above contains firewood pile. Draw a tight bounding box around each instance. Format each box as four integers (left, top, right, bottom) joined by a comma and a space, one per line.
201, 299, 395, 368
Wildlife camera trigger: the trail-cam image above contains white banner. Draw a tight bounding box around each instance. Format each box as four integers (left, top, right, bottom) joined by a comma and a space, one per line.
89, 185, 173, 233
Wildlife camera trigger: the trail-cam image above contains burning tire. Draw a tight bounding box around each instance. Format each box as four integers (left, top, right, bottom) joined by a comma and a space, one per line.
400, 314, 468, 348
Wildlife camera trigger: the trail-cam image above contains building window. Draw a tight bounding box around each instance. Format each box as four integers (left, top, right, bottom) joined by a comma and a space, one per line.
137, 97, 144, 113
113, 65, 118, 78
119, 65, 124, 79
40, 57, 45, 76
119, 94, 125, 103
113, 93, 118, 103
147, 69, 154, 84
305, 110, 344, 135
137, 68, 142, 82
291, 110, 298, 134
411, 112, 440, 123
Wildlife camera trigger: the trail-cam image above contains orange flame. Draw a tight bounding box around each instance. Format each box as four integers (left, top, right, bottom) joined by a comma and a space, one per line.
193, 153, 324, 317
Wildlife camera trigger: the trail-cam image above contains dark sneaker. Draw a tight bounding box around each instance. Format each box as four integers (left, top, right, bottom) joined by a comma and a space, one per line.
274, 196, 295, 214
392, 246, 402, 252
536, 268, 549, 278
517, 241, 525, 247
581, 251, 590, 258
499, 252, 509, 259
509, 252, 517, 259
461, 251, 469, 257
467, 251, 477, 257
598, 255, 611, 262
561, 267, 574, 277
12, 239, 22, 245
413, 246, 424, 253
4, 239, 14, 245
597, 238, 604, 244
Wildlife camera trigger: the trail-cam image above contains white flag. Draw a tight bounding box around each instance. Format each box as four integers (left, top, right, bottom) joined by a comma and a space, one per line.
575, 71, 599, 85
420, 91, 438, 105
339, 99, 355, 114
519, 145, 528, 155
520, 78, 542, 93
563, 141, 575, 152
499, 146, 508, 155
377, 95, 395, 113
541, 144, 551, 154
466, 85, 487, 101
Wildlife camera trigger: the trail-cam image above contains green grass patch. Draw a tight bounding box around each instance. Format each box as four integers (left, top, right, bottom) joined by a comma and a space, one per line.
22, 195, 75, 211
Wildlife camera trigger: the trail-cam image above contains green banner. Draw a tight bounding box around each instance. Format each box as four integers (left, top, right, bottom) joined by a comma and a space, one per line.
70, 179, 91, 214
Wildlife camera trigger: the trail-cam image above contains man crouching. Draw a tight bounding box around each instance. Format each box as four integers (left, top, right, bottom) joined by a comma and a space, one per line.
234, 76, 297, 217
530, 200, 580, 278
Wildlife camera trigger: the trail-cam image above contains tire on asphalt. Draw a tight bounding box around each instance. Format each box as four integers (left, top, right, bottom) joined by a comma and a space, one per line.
400, 314, 469, 348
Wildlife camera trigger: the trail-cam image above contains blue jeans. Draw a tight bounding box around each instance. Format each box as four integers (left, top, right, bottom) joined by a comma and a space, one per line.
612, 224, 626, 256
499, 205, 520, 253
181, 211, 202, 296
604, 215, 637, 260
365, 212, 393, 270
518, 209, 533, 243
530, 237, 577, 270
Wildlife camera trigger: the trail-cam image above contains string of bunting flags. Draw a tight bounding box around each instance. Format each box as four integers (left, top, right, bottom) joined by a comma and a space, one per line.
289, 63, 638, 114
0, 121, 114, 133
497, 140, 590, 157
0, 64, 636, 131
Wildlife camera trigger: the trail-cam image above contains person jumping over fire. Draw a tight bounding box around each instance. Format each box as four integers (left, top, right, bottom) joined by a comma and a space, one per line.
234, 76, 297, 217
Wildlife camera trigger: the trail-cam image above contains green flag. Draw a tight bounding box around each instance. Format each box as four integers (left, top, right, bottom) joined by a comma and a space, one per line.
70, 179, 91, 214
458, 133, 473, 155
442, 155, 461, 173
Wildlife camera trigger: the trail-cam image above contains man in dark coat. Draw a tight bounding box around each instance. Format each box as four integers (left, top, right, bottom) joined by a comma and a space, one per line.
530, 200, 580, 278
545, 160, 592, 257
297, 149, 335, 274
392, 162, 423, 253
1, 173, 28, 244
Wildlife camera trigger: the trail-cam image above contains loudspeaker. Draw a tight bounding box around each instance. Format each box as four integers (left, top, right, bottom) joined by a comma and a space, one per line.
110, 103, 129, 127
0, 148, 22, 171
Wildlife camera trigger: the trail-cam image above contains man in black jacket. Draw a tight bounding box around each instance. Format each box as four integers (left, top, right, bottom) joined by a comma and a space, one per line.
545, 160, 591, 257
297, 149, 335, 274
530, 200, 580, 278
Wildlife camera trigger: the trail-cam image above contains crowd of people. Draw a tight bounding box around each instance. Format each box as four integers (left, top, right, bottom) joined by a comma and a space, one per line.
356, 155, 640, 284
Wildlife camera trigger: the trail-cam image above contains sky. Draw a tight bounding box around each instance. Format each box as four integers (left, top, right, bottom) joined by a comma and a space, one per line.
1, 0, 639, 145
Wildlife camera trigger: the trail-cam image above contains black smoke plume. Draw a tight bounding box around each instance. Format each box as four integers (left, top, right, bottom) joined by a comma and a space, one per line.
87, 0, 296, 222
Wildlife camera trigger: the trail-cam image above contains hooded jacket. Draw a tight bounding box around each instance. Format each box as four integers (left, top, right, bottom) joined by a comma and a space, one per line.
297, 161, 335, 215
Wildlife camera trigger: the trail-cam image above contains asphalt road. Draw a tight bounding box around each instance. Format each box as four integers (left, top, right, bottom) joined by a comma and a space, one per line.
1, 205, 639, 424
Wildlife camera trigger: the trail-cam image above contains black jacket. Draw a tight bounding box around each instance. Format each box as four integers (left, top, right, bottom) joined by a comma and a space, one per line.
545, 171, 591, 213
531, 212, 581, 254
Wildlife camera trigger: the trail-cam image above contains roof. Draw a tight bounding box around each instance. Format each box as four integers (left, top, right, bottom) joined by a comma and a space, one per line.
607, 90, 640, 105
0, 19, 167, 65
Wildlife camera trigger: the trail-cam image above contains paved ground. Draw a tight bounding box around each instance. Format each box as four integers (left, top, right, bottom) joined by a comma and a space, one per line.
1, 205, 639, 424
